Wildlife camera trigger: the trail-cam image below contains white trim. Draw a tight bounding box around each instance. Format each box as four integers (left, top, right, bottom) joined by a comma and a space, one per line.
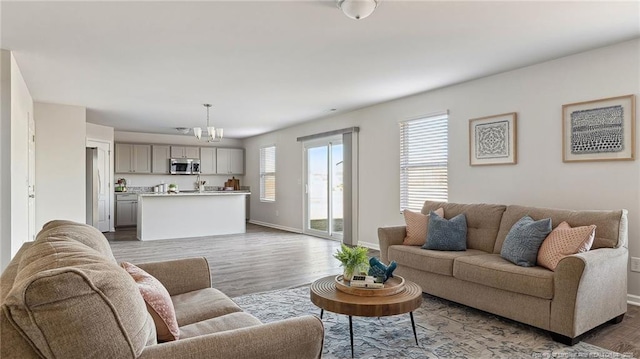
86, 138, 114, 232
628, 294, 640, 307
358, 241, 380, 251
248, 220, 302, 234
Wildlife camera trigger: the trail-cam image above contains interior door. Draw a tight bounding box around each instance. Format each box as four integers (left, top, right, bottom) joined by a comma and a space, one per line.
88, 140, 111, 232
27, 111, 36, 241
303, 136, 343, 240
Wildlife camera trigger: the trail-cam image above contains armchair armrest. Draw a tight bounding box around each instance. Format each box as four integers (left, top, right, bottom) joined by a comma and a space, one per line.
138, 315, 324, 359
550, 247, 628, 338
378, 226, 406, 263
136, 257, 211, 296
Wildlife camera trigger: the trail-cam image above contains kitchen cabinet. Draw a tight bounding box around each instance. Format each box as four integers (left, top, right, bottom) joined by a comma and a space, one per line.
115, 144, 151, 173
216, 148, 244, 175
152, 145, 171, 174
116, 194, 138, 227
171, 146, 200, 159
200, 147, 217, 174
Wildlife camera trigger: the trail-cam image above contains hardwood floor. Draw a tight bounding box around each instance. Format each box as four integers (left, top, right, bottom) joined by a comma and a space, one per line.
107, 224, 639, 357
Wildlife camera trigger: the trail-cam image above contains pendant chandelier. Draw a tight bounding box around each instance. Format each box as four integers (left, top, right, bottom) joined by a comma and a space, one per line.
194, 104, 223, 142
337, 0, 379, 20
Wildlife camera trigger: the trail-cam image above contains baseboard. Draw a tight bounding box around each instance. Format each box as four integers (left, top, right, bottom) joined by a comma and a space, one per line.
628, 294, 640, 307
358, 241, 380, 251
248, 220, 302, 234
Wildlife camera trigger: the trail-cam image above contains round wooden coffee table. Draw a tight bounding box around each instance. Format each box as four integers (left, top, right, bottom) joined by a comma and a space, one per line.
310, 275, 423, 358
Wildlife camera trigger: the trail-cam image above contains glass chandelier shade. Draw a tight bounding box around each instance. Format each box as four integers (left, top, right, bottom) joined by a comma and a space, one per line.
193, 104, 223, 142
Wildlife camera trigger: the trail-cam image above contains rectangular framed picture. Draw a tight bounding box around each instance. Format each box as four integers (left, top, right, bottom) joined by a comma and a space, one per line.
562, 94, 636, 162
469, 112, 517, 166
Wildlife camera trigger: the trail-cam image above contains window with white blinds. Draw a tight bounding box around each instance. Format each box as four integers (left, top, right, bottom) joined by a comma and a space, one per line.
399, 113, 448, 212
260, 145, 276, 202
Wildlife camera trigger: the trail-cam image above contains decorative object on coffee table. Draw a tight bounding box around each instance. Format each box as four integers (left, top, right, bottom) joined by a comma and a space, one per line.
469, 112, 517, 166
311, 275, 422, 358
367, 257, 396, 282
333, 244, 369, 281
562, 94, 635, 162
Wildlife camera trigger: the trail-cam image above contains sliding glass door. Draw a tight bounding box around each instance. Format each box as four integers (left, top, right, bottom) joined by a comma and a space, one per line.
304, 137, 343, 240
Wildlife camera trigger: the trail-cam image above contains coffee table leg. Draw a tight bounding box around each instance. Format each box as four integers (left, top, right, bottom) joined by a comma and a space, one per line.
410, 312, 418, 345
349, 315, 354, 358
320, 309, 324, 319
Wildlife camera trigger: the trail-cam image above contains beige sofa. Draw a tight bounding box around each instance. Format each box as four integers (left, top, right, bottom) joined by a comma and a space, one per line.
378, 201, 628, 345
1, 220, 324, 359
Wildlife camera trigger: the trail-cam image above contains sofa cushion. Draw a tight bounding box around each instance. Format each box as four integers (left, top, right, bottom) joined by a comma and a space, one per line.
121, 262, 180, 342
36, 220, 117, 264
403, 208, 444, 246
537, 222, 596, 271
501, 216, 552, 267
179, 312, 262, 339
3, 232, 156, 359
423, 211, 467, 251
454, 254, 555, 299
388, 245, 487, 276
172, 288, 243, 327
421, 201, 506, 253
494, 205, 625, 253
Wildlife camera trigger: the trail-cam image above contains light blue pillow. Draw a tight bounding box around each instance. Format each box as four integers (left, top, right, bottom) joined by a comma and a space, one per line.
501, 215, 552, 267
422, 211, 467, 251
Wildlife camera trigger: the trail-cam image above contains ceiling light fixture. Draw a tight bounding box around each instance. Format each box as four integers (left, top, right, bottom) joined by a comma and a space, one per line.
337, 0, 379, 20
194, 104, 223, 142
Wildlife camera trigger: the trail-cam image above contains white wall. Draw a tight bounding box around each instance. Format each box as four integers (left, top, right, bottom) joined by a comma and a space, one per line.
0, 50, 34, 271
35, 102, 86, 229
244, 39, 640, 297
87, 122, 114, 142
114, 131, 246, 189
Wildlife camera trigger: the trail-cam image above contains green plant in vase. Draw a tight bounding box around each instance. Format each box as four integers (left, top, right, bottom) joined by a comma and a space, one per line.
333, 244, 369, 281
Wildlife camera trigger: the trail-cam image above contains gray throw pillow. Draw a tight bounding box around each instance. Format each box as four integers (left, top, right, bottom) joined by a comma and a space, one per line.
501, 215, 552, 267
422, 211, 467, 251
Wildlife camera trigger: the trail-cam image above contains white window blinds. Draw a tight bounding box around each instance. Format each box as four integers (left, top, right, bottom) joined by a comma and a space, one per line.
399, 113, 448, 212
260, 145, 276, 202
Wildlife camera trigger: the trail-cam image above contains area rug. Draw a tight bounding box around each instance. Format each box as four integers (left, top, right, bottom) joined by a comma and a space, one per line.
233, 287, 619, 359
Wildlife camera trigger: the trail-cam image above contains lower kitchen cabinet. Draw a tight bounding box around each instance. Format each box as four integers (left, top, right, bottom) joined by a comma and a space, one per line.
116, 194, 138, 227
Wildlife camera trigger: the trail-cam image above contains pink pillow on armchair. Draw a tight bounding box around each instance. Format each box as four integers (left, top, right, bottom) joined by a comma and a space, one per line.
121, 262, 180, 342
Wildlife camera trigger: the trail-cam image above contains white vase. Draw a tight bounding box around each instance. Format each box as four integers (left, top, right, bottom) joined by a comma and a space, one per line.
343, 268, 355, 282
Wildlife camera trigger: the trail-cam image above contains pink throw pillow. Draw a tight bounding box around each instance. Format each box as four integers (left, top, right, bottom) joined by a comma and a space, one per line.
403, 208, 444, 246
537, 221, 596, 271
121, 262, 180, 342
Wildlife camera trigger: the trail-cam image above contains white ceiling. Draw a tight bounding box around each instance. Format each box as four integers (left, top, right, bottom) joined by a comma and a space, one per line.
2, 1, 639, 139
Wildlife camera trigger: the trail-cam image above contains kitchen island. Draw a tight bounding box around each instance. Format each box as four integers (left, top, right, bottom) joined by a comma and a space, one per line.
136, 191, 250, 241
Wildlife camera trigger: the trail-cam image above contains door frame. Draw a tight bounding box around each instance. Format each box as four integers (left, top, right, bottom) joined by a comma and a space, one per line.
86, 138, 114, 232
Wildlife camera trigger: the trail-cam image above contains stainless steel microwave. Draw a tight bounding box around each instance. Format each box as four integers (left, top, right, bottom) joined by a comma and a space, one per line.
169, 158, 201, 175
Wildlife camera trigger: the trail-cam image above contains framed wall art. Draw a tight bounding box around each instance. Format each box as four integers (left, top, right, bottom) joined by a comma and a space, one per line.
469, 112, 517, 166
562, 94, 636, 162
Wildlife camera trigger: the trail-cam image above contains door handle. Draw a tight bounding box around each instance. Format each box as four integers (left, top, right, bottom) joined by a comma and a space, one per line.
29, 194, 35, 198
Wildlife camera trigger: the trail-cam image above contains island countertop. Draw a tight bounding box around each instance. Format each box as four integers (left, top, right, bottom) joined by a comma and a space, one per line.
138, 191, 250, 197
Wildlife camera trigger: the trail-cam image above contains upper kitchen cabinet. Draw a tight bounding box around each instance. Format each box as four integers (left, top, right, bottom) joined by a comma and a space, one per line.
152, 145, 171, 174
115, 143, 151, 173
216, 148, 244, 175
200, 147, 217, 174
171, 146, 200, 159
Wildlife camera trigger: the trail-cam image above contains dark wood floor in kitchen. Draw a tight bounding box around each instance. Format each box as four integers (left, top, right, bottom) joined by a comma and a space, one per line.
106, 224, 639, 357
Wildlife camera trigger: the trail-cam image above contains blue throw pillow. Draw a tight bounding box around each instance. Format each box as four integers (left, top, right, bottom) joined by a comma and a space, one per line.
501, 215, 552, 267
422, 211, 467, 251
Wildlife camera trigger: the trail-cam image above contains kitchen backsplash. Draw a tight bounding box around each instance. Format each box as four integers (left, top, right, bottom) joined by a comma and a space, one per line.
116, 174, 243, 191
123, 185, 250, 193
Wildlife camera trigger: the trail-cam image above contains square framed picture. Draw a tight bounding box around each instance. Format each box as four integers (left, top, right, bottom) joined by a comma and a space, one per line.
469, 112, 517, 166
562, 94, 636, 162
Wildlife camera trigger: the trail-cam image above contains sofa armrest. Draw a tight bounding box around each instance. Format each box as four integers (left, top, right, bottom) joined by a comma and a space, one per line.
135, 257, 211, 296
550, 247, 628, 337
138, 315, 324, 359
378, 226, 406, 263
